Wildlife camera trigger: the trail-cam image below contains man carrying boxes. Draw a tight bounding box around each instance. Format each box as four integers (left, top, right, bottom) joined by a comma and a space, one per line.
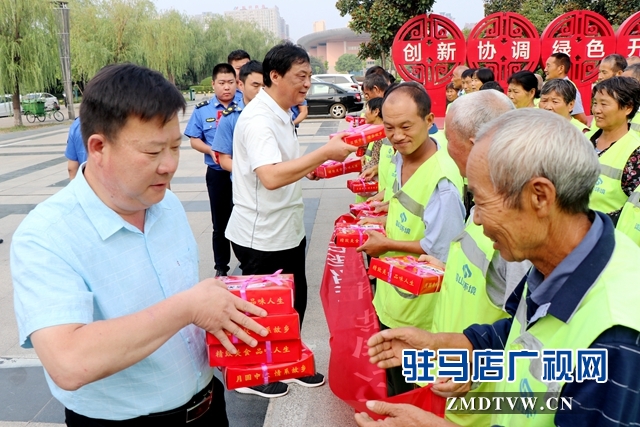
356, 82, 465, 396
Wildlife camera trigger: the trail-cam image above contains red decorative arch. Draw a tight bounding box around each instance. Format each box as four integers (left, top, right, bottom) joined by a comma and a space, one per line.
616, 11, 640, 58
541, 11, 616, 113
467, 12, 541, 90
391, 13, 466, 116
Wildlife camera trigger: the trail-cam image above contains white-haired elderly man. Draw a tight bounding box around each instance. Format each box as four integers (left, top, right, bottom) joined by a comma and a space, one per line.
414, 90, 531, 427
356, 109, 640, 427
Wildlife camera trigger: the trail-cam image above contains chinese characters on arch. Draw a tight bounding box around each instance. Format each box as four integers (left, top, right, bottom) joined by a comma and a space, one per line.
391, 10, 640, 116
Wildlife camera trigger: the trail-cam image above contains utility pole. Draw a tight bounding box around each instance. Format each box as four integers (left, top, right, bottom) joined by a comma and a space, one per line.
53, 1, 75, 120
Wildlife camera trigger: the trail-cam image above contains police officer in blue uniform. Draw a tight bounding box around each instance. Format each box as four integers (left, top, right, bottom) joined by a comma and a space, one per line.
185, 63, 242, 276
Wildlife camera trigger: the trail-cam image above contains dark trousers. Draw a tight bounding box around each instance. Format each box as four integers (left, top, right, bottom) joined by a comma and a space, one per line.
231, 237, 308, 326
65, 376, 228, 426
206, 167, 233, 273
379, 321, 416, 397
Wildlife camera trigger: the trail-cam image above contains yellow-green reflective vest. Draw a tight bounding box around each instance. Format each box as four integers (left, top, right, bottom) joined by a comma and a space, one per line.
492, 232, 640, 427
373, 148, 463, 330
431, 220, 510, 426
616, 185, 640, 246
431, 129, 448, 149
378, 139, 395, 202
570, 117, 589, 134
631, 113, 640, 136
589, 131, 640, 213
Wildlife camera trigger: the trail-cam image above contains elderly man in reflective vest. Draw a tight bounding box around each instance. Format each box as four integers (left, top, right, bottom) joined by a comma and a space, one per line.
356, 109, 640, 427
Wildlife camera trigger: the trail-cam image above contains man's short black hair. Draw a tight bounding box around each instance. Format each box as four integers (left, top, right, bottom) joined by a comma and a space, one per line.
79, 63, 185, 147
367, 97, 384, 119
365, 66, 395, 84
602, 54, 627, 73
363, 74, 389, 92
480, 81, 504, 93
550, 53, 572, 74
212, 63, 236, 81
262, 42, 309, 87
474, 68, 495, 84
228, 50, 251, 63
593, 76, 640, 120
461, 68, 476, 79
239, 60, 263, 83
383, 82, 431, 118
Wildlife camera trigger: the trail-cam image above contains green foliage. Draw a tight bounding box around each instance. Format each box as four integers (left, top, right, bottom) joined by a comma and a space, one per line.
336, 0, 435, 67
310, 56, 327, 74
483, 0, 637, 29
335, 54, 365, 73
200, 76, 212, 88
0, 0, 60, 126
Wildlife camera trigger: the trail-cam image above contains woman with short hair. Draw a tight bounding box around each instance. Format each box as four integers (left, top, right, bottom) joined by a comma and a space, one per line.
507, 70, 539, 109
538, 79, 589, 133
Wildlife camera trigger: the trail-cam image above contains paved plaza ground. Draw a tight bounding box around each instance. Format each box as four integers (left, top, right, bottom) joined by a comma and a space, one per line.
0, 104, 361, 427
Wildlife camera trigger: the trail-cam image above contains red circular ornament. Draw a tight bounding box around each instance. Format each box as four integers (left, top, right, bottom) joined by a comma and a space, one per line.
392, 13, 466, 117
541, 11, 616, 113
466, 12, 541, 90
616, 11, 640, 59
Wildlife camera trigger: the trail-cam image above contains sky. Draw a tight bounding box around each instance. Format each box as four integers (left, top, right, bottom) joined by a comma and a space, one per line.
151, 0, 485, 42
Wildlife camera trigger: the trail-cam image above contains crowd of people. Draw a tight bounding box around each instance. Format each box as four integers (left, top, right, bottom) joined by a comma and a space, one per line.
9, 39, 640, 427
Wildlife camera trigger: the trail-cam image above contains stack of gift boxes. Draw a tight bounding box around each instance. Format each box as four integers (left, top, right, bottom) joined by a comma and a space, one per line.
205, 272, 316, 390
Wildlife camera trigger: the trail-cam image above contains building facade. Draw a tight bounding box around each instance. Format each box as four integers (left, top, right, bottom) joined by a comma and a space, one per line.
224, 5, 289, 40
298, 27, 371, 73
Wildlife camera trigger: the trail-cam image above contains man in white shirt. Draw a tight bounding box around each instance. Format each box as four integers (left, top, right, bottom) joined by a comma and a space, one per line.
226, 42, 356, 397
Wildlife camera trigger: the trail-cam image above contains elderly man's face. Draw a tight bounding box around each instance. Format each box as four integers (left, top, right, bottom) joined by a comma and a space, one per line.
382, 91, 433, 157
467, 139, 534, 262
598, 60, 619, 82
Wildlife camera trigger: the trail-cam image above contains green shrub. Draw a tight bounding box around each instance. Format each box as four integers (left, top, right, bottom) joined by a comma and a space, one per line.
200, 77, 212, 88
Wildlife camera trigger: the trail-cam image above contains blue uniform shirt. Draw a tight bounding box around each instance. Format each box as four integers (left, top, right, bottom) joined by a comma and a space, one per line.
291, 99, 307, 128
184, 92, 242, 170
64, 117, 86, 164
211, 99, 245, 156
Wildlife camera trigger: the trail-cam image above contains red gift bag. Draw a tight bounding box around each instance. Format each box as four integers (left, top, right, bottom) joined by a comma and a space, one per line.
320, 214, 446, 420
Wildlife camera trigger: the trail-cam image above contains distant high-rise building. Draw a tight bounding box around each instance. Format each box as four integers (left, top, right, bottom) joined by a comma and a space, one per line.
313, 20, 326, 32
224, 5, 288, 40
438, 12, 454, 21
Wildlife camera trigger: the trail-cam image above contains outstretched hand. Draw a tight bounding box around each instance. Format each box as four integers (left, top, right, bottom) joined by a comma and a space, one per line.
366, 327, 434, 369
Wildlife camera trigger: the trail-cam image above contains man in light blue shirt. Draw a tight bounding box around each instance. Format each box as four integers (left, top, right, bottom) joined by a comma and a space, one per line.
11, 63, 267, 425
64, 117, 86, 179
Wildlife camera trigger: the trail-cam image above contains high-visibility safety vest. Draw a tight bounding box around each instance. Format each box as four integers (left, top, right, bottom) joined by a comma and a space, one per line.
631, 113, 640, 135
431, 220, 511, 427
373, 148, 463, 330
492, 232, 640, 427
617, 185, 640, 246
589, 131, 640, 213
570, 117, 589, 134
378, 139, 395, 201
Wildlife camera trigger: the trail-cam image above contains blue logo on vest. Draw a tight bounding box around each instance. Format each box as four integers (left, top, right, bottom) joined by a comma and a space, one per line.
462, 264, 472, 279
519, 378, 537, 418
400, 212, 407, 223
395, 212, 411, 234
596, 177, 603, 185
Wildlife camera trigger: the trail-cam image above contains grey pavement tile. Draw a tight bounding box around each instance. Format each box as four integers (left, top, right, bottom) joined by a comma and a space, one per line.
0, 157, 67, 184
32, 398, 65, 424
0, 204, 37, 220
0, 367, 56, 422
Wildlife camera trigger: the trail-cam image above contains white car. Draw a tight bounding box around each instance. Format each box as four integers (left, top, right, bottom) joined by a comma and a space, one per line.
22, 93, 59, 111
311, 74, 361, 92
0, 94, 13, 117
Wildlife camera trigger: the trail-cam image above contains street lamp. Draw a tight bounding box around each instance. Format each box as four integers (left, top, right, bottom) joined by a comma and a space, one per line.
53, 1, 75, 120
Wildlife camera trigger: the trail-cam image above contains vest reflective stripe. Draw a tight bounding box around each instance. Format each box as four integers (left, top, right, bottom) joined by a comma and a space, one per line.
590, 131, 640, 213
492, 233, 640, 427
616, 187, 640, 246
364, 141, 374, 162
599, 163, 623, 180
631, 114, 640, 134
432, 221, 508, 426
393, 189, 425, 219
378, 142, 395, 199
373, 149, 463, 330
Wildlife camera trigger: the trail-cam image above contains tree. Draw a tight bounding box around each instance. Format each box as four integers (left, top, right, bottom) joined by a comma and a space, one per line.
0, 0, 60, 126
335, 53, 364, 73
336, 0, 434, 68
310, 56, 327, 74
484, 0, 637, 30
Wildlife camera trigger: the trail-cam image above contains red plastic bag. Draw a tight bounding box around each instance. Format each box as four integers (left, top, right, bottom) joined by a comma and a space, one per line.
320, 222, 387, 407
320, 214, 446, 420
